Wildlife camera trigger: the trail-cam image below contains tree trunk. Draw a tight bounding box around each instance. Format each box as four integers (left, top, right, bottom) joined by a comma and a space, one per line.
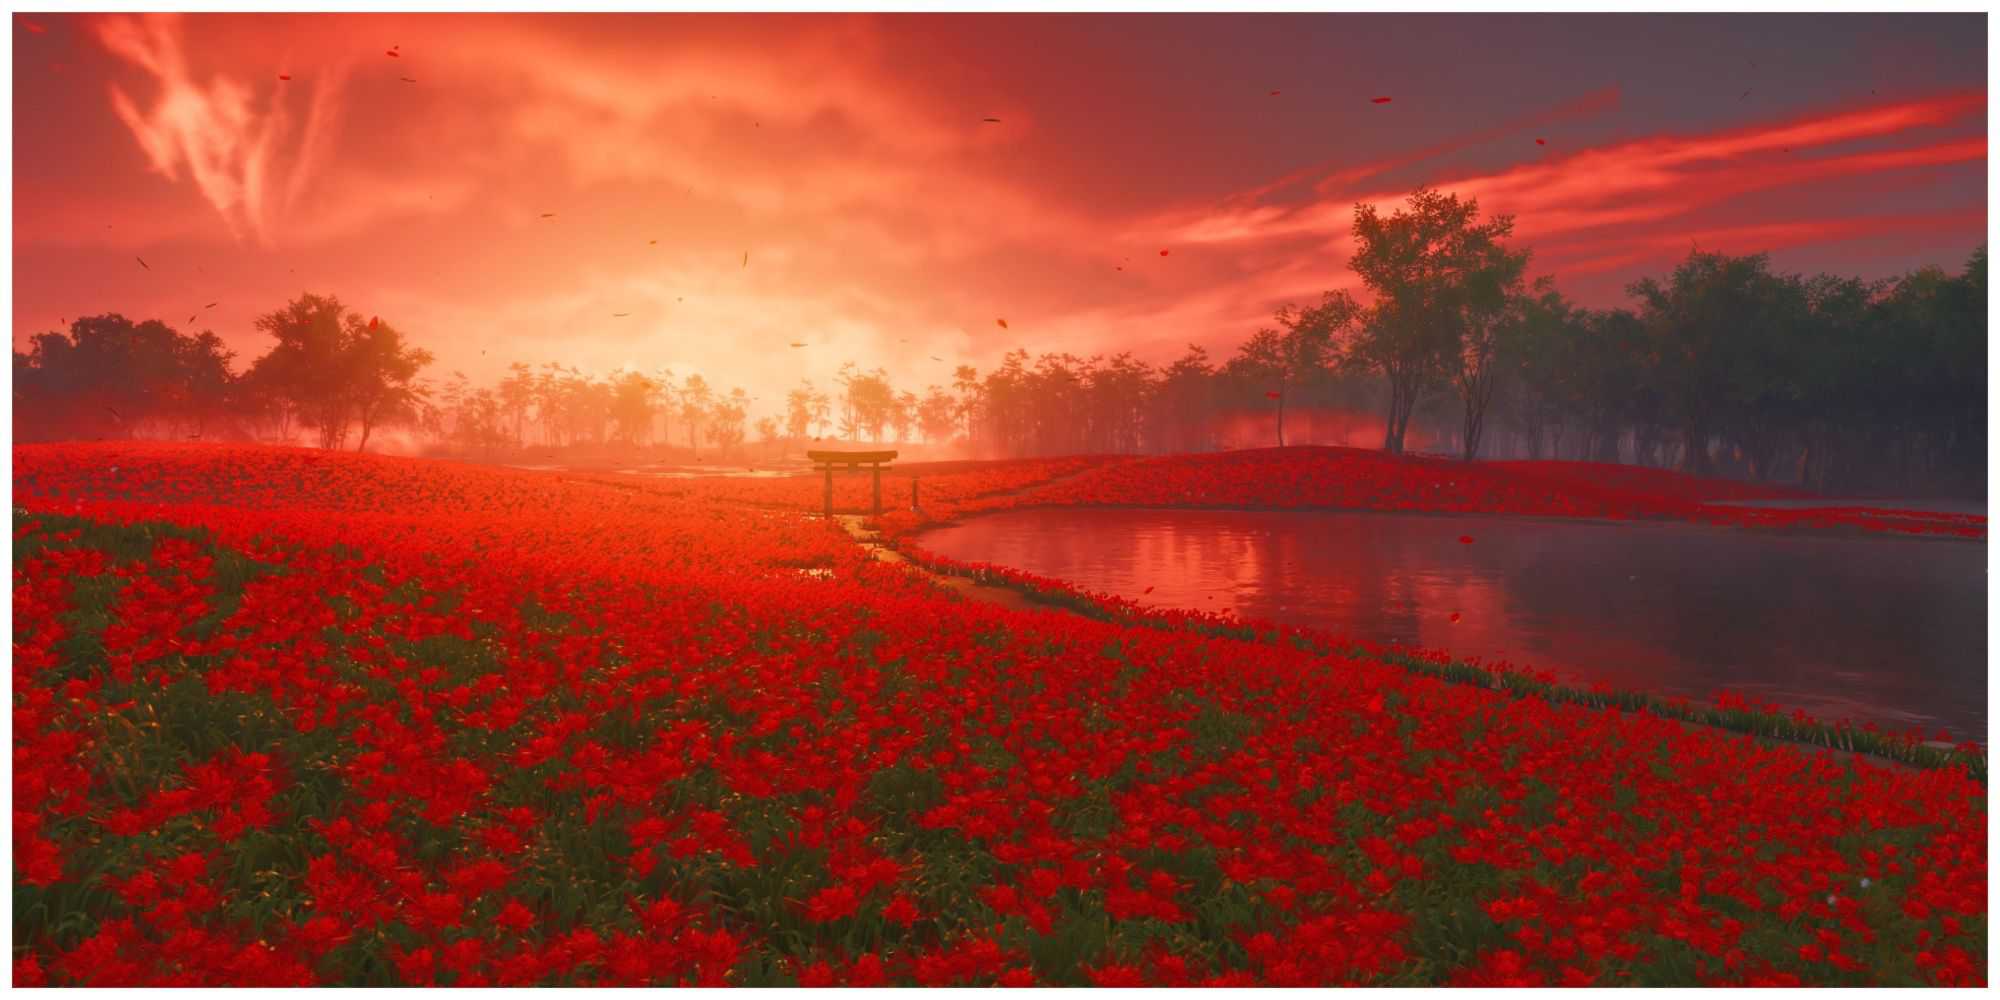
1382, 375, 1403, 454
1460, 374, 1494, 462
1276, 385, 1286, 448
1591, 419, 1621, 464
1682, 423, 1712, 476
1382, 370, 1420, 455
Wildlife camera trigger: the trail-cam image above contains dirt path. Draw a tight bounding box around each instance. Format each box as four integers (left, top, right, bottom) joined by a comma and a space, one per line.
834, 514, 1051, 614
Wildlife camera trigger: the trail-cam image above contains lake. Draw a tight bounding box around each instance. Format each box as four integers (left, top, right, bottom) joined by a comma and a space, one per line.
920, 508, 1988, 740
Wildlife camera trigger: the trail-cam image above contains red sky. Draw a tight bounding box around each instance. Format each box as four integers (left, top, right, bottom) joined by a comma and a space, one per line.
12, 12, 1988, 418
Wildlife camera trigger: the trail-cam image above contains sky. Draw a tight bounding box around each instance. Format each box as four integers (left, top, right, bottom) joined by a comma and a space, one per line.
11, 12, 1989, 420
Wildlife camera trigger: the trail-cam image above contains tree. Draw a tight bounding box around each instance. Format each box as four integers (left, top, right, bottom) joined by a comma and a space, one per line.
1627, 251, 1790, 475
246, 295, 353, 448
245, 294, 430, 451
1227, 292, 1360, 447
708, 387, 749, 455
786, 380, 817, 440
755, 415, 781, 459
679, 374, 712, 455
1342, 187, 1523, 455
845, 368, 896, 443
1450, 250, 1532, 461
917, 386, 959, 444
952, 365, 981, 441
496, 363, 535, 449
177, 330, 238, 438
14, 314, 237, 441
808, 385, 833, 439
345, 317, 434, 452
610, 370, 659, 445
1149, 345, 1217, 453
891, 390, 918, 444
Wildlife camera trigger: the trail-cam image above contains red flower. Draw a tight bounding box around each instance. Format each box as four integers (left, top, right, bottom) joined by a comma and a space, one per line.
804, 883, 861, 923
881, 893, 921, 928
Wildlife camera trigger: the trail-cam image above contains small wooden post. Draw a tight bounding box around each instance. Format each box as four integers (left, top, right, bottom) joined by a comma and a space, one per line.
871, 462, 883, 516
911, 476, 919, 511
822, 463, 833, 517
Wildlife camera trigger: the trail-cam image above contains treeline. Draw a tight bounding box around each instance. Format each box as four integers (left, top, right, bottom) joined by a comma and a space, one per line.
15, 295, 434, 451
427, 365, 757, 458
13, 293, 767, 460
952, 190, 1985, 495
16, 189, 1986, 493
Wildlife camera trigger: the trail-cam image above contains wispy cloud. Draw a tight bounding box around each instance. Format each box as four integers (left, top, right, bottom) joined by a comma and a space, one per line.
95, 13, 347, 243
1138, 90, 1984, 320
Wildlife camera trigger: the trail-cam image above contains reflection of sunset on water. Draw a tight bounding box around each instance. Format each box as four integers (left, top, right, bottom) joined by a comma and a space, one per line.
926, 507, 1986, 738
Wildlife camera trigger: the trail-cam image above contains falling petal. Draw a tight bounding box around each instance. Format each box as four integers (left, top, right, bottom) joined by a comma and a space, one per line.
981, 117, 1001, 123
742, 251, 749, 268
1535, 138, 1546, 145
1268, 90, 1280, 96
540, 213, 556, 219
23, 19, 46, 33
204, 302, 218, 309
399, 76, 416, 83
386, 49, 399, 57
1142, 585, 1155, 594
1449, 612, 1462, 623
789, 342, 808, 348
930, 356, 943, 362
1371, 96, 1392, 103
278, 73, 292, 81
996, 318, 1008, 329
1459, 535, 1475, 544
1264, 391, 1281, 399
1159, 249, 1170, 256
135, 256, 149, 270
612, 313, 630, 318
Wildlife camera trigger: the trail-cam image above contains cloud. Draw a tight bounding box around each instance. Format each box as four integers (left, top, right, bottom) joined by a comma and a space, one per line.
30, 13, 1987, 427
1136, 89, 1984, 323
94, 13, 349, 244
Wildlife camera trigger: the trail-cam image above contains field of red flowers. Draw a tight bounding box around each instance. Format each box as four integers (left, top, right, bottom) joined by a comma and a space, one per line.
12, 442, 1987, 986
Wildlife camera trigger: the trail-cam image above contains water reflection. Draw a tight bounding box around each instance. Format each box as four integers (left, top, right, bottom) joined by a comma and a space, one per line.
921, 508, 1987, 740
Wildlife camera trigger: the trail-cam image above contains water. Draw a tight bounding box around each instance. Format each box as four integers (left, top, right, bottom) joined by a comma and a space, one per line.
920, 508, 1988, 740
613, 467, 796, 479
1705, 498, 1985, 516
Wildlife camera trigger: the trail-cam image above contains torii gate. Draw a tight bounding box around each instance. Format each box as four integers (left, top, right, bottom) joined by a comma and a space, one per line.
807, 449, 898, 517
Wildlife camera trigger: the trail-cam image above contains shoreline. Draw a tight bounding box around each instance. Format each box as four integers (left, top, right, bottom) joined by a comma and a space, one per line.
879, 511, 1985, 775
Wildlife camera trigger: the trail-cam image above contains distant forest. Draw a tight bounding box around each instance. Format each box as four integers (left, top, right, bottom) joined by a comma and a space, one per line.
15, 188, 1986, 495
